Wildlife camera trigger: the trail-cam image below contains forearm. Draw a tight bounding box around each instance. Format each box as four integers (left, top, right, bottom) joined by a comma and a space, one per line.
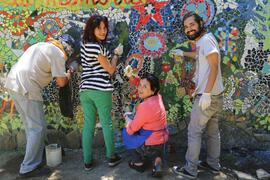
109, 54, 118, 74
126, 110, 145, 135
183, 51, 197, 59
98, 54, 118, 75
204, 68, 218, 93
56, 73, 70, 87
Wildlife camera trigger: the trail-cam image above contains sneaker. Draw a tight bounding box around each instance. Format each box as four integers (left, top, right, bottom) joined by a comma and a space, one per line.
84, 163, 93, 171
108, 154, 122, 167
18, 166, 51, 178
198, 161, 220, 173
172, 166, 196, 179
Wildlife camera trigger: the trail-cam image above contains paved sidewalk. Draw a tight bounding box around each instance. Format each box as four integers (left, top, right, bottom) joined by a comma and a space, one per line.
0, 147, 243, 180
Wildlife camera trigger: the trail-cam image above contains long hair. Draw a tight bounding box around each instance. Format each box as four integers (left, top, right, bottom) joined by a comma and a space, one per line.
82, 15, 109, 44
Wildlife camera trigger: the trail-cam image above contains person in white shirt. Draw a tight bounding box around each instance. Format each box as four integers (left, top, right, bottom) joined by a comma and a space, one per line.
170, 12, 224, 179
5, 34, 75, 178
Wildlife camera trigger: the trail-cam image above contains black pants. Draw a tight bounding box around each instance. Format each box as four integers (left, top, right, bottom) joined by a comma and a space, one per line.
130, 144, 165, 165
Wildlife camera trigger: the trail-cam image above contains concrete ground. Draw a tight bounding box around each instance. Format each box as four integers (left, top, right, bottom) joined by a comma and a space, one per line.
0, 147, 258, 180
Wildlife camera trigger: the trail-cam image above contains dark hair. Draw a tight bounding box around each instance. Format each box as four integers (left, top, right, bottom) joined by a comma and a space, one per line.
182, 12, 204, 29
141, 73, 160, 95
82, 15, 108, 44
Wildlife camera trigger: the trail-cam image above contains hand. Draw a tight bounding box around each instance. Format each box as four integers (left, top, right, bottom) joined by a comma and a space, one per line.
124, 65, 133, 78
198, 93, 211, 111
65, 70, 72, 81
124, 112, 133, 121
114, 43, 123, 56
169, 49, 184, 57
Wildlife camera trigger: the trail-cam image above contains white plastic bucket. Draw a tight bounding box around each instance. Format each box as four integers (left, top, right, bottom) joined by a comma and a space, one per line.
45, 144, 62, 167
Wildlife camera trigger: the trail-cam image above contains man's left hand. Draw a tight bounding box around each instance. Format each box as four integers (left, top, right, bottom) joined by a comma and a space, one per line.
198, 93, 211, 111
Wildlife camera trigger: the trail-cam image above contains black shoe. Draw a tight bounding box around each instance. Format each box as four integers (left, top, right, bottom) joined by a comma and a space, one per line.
152, 164, 162, 178
128, 160, 145, 173
18, 166, 51, 178
84, 163, 93, 171
198, 161, 220, 173
108, 154, 122, 167
172, 166, 196, 179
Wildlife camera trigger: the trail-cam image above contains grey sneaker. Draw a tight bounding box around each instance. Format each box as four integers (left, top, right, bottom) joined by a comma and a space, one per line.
172, 166, 196, 179
198, 161, 220, 173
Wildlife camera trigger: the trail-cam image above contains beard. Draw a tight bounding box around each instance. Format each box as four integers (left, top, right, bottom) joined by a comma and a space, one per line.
186, 25, 204, 40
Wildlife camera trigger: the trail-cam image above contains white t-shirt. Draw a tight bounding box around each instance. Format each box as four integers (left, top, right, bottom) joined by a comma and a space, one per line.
5, 42, 66, 101
193, 33, 224, 95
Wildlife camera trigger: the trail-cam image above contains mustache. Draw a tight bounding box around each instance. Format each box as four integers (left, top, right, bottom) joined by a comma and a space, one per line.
187, 30, 196, 34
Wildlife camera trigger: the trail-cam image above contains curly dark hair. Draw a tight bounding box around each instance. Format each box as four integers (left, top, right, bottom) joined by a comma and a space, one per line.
82, 15, 108, 44
182, 12, 204, 27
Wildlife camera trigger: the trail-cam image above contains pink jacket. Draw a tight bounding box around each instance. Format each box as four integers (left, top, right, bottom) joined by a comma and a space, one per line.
126, 94, 168, 146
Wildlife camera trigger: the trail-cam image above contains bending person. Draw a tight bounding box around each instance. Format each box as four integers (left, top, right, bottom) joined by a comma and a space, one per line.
5, 34, 75, 178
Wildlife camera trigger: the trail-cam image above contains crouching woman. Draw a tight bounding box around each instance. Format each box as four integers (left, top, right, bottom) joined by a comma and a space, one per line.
122, 73, 168, 177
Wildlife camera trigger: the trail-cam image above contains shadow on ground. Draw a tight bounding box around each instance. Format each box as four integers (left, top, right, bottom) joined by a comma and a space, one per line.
0, 147, 246, 180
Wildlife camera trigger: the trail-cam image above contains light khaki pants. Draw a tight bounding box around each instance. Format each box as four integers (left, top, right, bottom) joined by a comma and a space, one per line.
184, 94, 223, 176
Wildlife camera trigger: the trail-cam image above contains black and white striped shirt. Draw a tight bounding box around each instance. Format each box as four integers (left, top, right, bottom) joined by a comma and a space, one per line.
79, 42, 113, 91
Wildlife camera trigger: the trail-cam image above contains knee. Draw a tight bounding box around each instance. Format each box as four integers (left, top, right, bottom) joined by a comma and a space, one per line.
207, 131, 220, 139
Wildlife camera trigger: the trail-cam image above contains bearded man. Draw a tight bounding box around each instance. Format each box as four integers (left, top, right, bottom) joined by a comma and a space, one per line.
170, 12, 224, 179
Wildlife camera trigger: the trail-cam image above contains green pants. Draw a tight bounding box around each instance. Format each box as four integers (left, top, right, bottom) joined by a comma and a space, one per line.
80, 89, 115, 164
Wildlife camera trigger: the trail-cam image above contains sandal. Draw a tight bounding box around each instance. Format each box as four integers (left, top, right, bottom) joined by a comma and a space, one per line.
152, 164, 162, 178
128, 160, 145, 173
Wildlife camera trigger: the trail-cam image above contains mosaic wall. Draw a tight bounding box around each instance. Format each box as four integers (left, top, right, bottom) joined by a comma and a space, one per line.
0, 0, 269, 131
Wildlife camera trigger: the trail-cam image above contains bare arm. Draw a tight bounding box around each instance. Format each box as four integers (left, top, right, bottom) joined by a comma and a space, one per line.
183, 51, 197, 59
55, 71, 71, 87
97, 54, 118, 75
204, 52, 219, 93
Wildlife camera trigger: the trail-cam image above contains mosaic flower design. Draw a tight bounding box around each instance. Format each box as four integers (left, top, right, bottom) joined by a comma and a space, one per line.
181, 0, 216, 26
139, 32, 166, 56
185, 62, 193, 71
125, 53, 144, 71
132, 0, 169, 31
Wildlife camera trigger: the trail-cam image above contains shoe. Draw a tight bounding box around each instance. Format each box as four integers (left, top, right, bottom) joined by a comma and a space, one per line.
84, 163, 93, 171
128, 160, 145, 173
108, 154, 122, 167
172, 166, 196, 179
198, 161, 220, 173
152, 164, 162, 178
18, 166, 51, 178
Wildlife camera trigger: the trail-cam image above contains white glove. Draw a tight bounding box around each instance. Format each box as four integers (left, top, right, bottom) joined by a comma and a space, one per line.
114, 43, 123, 56
124, 65, 133, 78
124, 112, 134, 121
198, 93, 211, 111
169, 49, 184, 57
